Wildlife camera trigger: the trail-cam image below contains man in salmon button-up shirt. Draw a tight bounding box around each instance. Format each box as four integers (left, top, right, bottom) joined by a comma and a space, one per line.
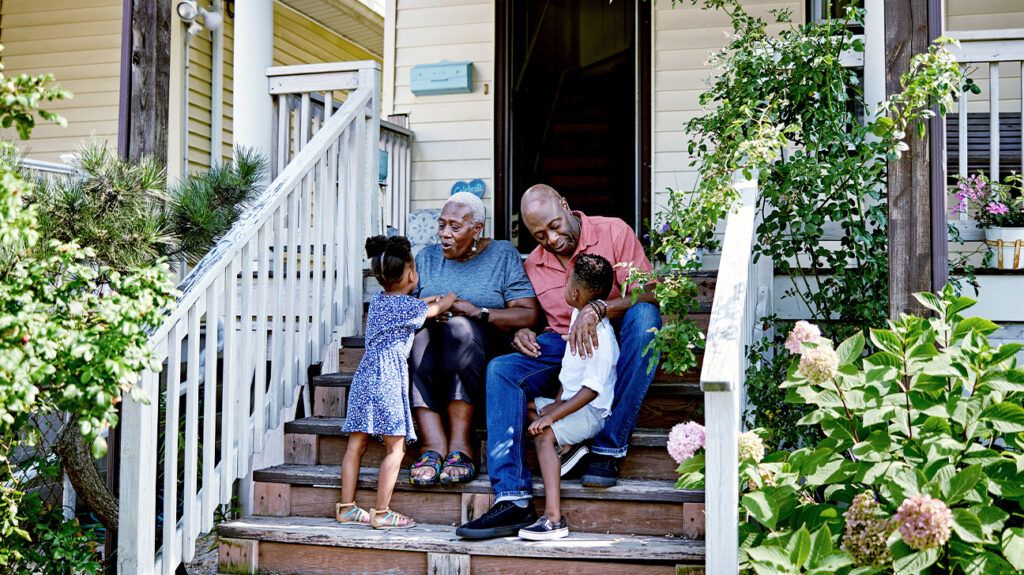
456, 184, 663, 540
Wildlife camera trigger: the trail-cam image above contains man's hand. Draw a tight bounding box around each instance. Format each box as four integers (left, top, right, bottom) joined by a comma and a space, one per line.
450, 299, 480, 318
565, 305, 600, 358
528, 414, 554, 436
512, 328, 541, 358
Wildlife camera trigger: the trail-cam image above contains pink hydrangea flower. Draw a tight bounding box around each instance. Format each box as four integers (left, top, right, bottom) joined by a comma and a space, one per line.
842, 492, 895, 567
667, 421, 705, 464
894, 494, 952, 550
986, 202, 1010, 215
798, 344, 839, 384
737, 431, 765, 463
785, 320, 821, 354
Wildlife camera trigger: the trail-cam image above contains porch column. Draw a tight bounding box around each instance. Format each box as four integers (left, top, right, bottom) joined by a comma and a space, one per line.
233, 0, 274, 160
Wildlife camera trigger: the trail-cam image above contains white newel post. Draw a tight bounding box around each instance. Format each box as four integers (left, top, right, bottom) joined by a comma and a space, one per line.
233, 0, 274, 160
863, 0, 885, 119
231, 0, 272, 517
118, 369, 160, 574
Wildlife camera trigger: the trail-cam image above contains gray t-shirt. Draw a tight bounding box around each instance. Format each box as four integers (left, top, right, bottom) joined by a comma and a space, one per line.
415, 240, 536, 309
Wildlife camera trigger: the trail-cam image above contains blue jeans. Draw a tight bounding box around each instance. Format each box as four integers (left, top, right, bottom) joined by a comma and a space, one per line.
485, 302, 662, 502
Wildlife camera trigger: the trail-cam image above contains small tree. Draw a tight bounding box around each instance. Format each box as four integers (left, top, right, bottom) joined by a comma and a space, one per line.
0, 60, 176, 570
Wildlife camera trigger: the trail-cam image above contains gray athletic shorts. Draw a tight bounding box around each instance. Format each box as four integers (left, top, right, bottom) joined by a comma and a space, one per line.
534, 396, 606, 447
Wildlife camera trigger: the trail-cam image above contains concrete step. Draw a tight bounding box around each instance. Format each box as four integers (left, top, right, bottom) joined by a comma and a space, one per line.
217, 516, 706, 575
283, 417, 684, 481
251, 464, 705, 538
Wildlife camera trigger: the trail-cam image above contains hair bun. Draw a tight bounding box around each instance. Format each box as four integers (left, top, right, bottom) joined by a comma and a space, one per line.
365, 235, 388, 259
384, 236, 412, 255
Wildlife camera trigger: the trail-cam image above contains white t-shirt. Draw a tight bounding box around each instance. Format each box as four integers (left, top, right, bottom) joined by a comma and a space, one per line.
557, 308, 619, 417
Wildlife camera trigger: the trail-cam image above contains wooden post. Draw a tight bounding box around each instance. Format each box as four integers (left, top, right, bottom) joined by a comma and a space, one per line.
112, 2, 171, 571
886, 0, 935, 318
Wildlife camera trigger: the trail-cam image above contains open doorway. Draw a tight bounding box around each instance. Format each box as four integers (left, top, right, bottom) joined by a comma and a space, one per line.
495, 0, 651, 252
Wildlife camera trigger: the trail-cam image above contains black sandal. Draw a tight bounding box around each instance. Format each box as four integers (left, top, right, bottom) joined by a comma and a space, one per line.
409, 450, 443, 486
439, 451, 477, 484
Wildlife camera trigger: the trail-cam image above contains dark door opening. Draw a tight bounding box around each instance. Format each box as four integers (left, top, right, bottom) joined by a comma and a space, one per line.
496, 0, 650, 252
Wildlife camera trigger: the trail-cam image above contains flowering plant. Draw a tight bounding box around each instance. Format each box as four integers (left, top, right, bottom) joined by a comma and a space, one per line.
735, 289, 1024, 574
950, 172, 1024, 228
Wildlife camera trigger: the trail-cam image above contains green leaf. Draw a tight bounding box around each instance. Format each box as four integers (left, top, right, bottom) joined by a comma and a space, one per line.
807, 525, 834, 569
947, 464, 984, 505
870, 329, 903, 355
953, 317, 1000, 340
952, 508, 986, 543
789, 526, 812, 567
893, 545, 940, 574
980, 402, 1024, 433
962, 551, 1015, 575
836, 332, 865, 366
748, 544, 796, 574
1001, 528, 1024, 571
743, 491, 780, 530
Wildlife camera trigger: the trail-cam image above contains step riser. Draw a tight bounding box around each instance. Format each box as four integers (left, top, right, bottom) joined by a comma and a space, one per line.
301, 434, 680, 481
245, 541, 690, 575
254, 481, 698, 537
313, 385, 703, 429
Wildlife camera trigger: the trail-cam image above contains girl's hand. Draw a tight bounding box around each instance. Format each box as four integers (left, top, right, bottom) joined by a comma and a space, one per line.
450, 299, 480, 318
426, 293, 458, 320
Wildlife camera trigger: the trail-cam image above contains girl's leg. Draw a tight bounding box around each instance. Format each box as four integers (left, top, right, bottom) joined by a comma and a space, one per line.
376, 435, 407, 510
341, 432, 369, 504
535, 429, 562, 521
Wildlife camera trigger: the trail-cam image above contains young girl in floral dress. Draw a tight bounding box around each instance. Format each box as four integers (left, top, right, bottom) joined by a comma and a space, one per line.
335, 235, 455, 529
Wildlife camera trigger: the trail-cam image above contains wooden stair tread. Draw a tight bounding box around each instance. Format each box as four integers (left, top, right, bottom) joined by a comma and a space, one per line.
285, 416, 673, 447
313, 370, 703, 392
253, 464, 702, 504
217, 516, 705, 561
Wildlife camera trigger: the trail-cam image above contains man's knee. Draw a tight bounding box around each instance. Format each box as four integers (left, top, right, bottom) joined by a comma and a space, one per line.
443, 316, 483, 347
622, 302, 662, 336
486, 354, 517, 387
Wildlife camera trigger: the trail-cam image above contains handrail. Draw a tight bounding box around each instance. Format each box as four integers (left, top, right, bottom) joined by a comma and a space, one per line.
700, 172, 766, 575
118, 61, 381, 574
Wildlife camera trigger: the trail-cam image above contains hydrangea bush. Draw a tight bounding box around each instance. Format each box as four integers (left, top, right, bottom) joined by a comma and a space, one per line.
734, 287, 1024, 574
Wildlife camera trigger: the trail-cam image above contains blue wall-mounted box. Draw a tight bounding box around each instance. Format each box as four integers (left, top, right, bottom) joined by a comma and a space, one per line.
410, 61, 473, 96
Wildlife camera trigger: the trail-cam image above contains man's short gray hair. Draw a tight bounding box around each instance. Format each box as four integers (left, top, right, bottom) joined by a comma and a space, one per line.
443, 192, 486, 225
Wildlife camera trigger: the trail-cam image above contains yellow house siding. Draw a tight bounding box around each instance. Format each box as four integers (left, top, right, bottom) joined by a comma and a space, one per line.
0, 0, 122, 162
185, 1, 381, 174
393, 0, 494, 228
651, 0, 803, 217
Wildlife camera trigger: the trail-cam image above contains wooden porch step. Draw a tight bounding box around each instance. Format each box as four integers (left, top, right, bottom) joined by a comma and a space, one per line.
284, 417, 683, 481
251, 464, 705, 538
217, 516, 705, 575
312, 367, 705, 428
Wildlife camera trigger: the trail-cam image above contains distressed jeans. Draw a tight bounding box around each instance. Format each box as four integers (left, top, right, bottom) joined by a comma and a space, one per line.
486, 302, 662, 501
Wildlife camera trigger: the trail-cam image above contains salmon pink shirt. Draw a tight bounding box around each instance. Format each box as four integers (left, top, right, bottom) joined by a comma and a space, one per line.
524, 212, 653, 335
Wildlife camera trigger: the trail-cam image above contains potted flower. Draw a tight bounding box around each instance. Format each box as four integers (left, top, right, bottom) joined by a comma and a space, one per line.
950, 173, 1024, 269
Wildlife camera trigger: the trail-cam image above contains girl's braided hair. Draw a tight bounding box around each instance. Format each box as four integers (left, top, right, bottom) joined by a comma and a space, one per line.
366, 235, 413, 288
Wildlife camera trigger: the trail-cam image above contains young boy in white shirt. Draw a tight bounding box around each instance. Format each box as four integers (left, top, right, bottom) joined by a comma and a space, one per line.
519, 253, 619, 541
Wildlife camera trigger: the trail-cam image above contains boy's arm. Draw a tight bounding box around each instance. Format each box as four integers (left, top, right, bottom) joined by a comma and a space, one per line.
538, 385, 564, 416
528, 387, 598, 436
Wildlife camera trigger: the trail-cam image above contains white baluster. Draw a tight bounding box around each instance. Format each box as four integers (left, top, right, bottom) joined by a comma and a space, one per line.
201, 280, 220, 532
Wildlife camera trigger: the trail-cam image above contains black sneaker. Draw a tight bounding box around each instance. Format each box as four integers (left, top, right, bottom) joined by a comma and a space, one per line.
580, 454, 620, 488
559, 444, 589, 477
455, 500, 538, 540
519, 515, 569, 540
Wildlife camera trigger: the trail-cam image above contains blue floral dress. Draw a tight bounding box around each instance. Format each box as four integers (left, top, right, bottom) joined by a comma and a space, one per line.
342, 292, 427, 442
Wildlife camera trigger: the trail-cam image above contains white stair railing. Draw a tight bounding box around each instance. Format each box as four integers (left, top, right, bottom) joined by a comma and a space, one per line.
700, 172, 771, 575
117, 61, 381, 575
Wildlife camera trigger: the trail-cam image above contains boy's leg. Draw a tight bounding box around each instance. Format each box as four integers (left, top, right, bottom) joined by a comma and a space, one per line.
340, 432, 369, 504
534, 429, 562, 521
584, 302, 662, 487
376, 436, 407, 510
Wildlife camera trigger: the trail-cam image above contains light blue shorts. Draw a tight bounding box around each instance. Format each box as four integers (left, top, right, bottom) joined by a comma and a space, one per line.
534, 396, 606, 447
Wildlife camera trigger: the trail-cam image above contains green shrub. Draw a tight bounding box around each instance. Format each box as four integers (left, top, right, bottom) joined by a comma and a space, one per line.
738, 287, 1024, 574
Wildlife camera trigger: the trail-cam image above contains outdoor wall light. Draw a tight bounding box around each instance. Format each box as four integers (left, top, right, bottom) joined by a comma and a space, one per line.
176, 1, 223, 33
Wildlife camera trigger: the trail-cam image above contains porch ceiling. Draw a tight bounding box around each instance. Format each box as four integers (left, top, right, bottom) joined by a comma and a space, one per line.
280, 0, 384, 57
